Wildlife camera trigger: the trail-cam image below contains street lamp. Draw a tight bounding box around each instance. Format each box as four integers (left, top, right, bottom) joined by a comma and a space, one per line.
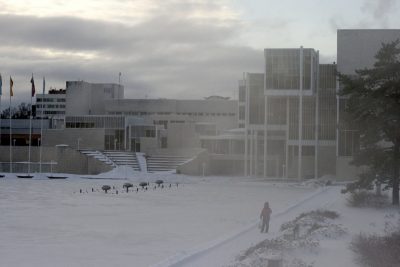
77, 137, 82, 150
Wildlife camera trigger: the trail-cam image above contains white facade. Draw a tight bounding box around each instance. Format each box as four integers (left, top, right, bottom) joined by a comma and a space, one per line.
36, 91, 66, 119
105, 98, 238, 135
65, 81, 124, 116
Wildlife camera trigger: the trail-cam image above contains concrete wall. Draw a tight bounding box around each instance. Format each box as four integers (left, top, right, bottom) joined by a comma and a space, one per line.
147, 147, 205, 158
55, 145, 112, 174
140, 137, 159, 154
318, 146, 336, 176
0, 146, 57, 172
55, 145, 87, 174
288, 156, 315, 179
87, 156, 113, 174
66, 81, 124, 116
209, 157, 244, 176
43, 128, 106, 150
105, 98, 238, 134
0, 145, 112, 174
167, 123, 200, 149
177, 149, 210, 176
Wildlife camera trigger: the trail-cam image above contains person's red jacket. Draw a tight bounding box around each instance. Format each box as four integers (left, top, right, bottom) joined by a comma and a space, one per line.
260, 206, 272, 220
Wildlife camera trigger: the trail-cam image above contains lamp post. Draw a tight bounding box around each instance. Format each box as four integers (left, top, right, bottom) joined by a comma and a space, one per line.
77, 137, 82, 150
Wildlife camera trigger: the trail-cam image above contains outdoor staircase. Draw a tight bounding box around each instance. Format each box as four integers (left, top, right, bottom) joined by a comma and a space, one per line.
146, 155, 191, 172
79, 150, 116, 167
80, 150, 191, 173
102, 151, 140, 171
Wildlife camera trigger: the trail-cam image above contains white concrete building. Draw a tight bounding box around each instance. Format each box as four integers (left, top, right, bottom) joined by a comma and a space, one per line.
36, 89, 66, 119
65, 81, 124, 116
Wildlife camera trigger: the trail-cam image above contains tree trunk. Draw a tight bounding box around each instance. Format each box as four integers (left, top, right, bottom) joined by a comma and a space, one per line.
393, 142, 400, 205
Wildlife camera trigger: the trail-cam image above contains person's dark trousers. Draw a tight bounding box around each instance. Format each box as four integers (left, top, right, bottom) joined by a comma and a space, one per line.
261, 219, 269, 233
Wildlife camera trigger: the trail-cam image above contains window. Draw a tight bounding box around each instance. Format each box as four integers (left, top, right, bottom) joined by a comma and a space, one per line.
145, 129, 155, 137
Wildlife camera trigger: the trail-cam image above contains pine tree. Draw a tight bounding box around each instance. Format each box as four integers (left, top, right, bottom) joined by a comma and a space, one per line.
339, 40, 400, 205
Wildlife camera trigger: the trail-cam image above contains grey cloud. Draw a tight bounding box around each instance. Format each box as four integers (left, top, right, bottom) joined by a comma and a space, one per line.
0, 13, 261, 104
0, 14, 238, 54
360, 0, 397, 27
361, 0, 396, 19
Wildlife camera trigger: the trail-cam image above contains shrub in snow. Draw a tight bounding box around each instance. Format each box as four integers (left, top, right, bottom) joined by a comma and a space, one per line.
350, 226, 400, 267
280, 210, 339, 232
139, 182, 148, 188
155, 180, 164, 186
232, 210, 344, 267
123, 183, 133, 192
102, 185, 111, 193
347, 190, 389, 208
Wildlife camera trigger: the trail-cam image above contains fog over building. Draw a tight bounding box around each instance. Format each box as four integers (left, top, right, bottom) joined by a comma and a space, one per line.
1, 29, 399, 177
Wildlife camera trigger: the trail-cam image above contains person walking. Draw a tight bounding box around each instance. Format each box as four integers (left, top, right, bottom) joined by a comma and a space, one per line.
260, 201, 272, 233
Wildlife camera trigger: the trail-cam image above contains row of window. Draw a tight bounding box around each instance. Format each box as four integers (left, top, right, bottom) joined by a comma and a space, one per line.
110, 111, 236, 117
37, 98, 66, 102
43, 111, 65, 115
37, 104, 66, 109
65, 116, 125, 129
66, 122, 95, 128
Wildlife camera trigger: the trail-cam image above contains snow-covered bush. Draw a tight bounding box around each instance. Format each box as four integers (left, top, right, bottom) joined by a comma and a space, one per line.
351, 227, 400, 267
280, 210, 339, 232
231, 210, 345, 267
139, 182, 148, 188
102, 185, 111, 193
347, 190, 389, 208
123, 183, 133, 192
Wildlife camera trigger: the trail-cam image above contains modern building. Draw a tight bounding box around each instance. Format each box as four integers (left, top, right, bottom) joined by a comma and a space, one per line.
5, 29, 396, 177
41, 80, 237, 155
239, 48, 337, 179
65, 81, 124, 116
0, 119, 51, 146
36, 88, 66, 119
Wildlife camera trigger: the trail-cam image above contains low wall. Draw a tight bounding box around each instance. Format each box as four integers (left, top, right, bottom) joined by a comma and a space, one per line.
56, 145, 112, 174
176, 149, 209, 176
209, 157, 244, 176
0, 145, 112, 175
147, 147, 205, 158
43, 128, 106, 150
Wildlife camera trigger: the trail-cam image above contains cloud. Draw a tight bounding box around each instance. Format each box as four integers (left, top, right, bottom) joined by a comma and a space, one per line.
0, 11, 262, 104
360, 0, 397, 28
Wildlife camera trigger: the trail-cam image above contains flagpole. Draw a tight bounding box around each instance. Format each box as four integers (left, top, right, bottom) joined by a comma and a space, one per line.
28, 74, 34, 175
28, 94, 32, 175
39, 77, 44, 173
9, 77, 12, 173
0, 94, 2, 146
0, 73, 2, 146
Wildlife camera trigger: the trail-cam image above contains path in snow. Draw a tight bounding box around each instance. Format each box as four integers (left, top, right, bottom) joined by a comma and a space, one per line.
153, 186, 341, 267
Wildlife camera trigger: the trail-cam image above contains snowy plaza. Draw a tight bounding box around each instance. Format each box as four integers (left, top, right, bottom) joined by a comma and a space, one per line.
1, 171, 398, 267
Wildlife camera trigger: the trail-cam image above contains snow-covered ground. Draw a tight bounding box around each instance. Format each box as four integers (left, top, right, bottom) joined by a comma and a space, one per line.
0, 169, 398, 267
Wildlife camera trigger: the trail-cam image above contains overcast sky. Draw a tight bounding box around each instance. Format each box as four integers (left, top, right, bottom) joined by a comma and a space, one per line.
0, 0, 399, 104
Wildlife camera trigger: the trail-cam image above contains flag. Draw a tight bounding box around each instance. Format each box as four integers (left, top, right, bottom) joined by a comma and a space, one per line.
31, 75, 35, 97
43, 77, 45, 94
0, 73, 2, 96
10, 76, 13, 97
